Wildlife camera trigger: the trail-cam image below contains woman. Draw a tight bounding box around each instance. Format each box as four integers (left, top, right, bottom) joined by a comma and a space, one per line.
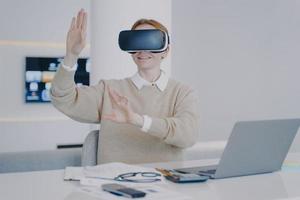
50, 9, 199, 164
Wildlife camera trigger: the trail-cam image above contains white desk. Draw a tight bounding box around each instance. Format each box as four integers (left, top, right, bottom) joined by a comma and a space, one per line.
0, 153, 300, 200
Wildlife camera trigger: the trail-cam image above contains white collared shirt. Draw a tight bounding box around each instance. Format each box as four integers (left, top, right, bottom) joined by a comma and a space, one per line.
130, 70, 169, 92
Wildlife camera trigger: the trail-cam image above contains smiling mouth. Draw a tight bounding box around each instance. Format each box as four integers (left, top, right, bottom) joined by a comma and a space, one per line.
137, 57, 151, 60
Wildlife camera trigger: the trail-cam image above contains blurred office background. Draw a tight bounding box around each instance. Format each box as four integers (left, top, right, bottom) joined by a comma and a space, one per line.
0, 0, 300, 153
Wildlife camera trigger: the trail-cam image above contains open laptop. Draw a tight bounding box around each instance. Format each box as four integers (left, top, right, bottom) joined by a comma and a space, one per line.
175, 118, 300, 179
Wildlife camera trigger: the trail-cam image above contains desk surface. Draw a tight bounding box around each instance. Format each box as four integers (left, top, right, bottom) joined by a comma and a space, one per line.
0, 153, 300, 200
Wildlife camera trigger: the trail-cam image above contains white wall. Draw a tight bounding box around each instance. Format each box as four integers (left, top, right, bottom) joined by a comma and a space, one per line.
172, 0, 300, 150
0, 0, 91, 152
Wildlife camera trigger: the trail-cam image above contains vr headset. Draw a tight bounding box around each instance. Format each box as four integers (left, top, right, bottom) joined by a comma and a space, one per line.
118, 29, 169, 54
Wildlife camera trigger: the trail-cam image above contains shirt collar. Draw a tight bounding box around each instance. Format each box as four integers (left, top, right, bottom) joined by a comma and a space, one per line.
131, 70, 169, 91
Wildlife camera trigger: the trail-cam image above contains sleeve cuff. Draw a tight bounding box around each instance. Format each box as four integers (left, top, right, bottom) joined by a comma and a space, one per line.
141, 115, 152, 133
62, 61, 77, 72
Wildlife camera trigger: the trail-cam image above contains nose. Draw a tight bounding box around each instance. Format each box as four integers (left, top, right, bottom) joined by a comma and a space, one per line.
137, 51, 151, 55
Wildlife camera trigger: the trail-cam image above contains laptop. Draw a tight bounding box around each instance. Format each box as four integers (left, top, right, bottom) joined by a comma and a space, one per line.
175, 118, 300, 179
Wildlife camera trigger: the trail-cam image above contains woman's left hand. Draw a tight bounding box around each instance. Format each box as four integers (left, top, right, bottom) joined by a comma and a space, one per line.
102, 87, 143, 126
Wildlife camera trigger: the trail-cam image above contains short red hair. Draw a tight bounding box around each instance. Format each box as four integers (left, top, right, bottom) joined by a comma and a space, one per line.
131, 19, 169, 34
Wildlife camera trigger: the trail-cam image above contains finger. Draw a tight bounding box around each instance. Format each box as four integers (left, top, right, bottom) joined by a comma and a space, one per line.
110, 88, 123, 102
80, 31, 87, 45
108, 86, 115, 101
81, 12, 87, 32
111, 89, 122, 99
76, 9, 83, 28
75, 10, 81, 28
107, 92, 116, 109
108, 87, 119, 108
69, 17, 76, 30
112, 90, 128, 105
78, 9, 85, 29
108, 86, 121, 103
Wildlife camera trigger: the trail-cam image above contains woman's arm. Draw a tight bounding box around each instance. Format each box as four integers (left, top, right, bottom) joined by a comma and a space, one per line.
50, 66, 105, 123
50, 9, 105, 123
146, 89, 199, 148
103, 87, 199, 148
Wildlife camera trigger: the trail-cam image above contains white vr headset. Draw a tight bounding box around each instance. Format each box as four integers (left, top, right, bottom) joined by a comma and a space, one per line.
118, 29, 169, 54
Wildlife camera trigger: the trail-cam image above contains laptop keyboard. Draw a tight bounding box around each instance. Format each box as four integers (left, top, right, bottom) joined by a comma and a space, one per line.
199, 169, 216, 174
174, 165, 218, 175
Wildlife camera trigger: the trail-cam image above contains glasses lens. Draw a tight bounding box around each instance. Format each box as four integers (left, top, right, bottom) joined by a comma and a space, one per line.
141, 172, 161, 177
119, 172, 136, 178
130, 178, 161, 183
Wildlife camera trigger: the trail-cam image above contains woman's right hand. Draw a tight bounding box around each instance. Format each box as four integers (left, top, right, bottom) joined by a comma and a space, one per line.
64, 9, 87, 67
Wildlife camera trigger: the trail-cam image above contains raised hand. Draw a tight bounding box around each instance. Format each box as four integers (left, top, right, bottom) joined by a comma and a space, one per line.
102, 87, 133, 123
102, 87, 143, 127
64, 9, 87, 66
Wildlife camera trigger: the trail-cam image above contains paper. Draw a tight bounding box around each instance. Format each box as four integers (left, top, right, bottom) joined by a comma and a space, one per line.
65, 185, 194, 200
64, 162, 193, 200
64, 162, 164, 186
83, 162, 158, 179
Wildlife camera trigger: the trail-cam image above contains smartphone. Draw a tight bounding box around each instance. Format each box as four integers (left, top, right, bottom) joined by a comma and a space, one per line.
102, 183, 146, 198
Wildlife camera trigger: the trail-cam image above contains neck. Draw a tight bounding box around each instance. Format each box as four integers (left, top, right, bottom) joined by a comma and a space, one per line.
138, 67, 161, 82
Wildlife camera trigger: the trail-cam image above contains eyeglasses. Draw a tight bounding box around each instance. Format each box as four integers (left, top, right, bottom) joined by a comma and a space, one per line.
114, 172, 161, 183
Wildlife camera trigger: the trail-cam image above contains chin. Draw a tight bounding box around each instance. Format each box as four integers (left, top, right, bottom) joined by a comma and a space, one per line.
138, 64, 153, 70
136, 61, 153, 69
134, 59, 160, 70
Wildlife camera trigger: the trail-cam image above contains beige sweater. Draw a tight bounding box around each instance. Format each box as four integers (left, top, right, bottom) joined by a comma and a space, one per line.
50, 66, 199, 164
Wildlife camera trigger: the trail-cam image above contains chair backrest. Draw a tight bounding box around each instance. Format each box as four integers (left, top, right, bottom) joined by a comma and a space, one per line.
81, 130, 99, 166
0, 130, 99, 173
0, 149, 81, 173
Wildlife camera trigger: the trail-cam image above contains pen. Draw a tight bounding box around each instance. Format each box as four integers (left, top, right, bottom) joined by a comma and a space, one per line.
155, 168, 173, 176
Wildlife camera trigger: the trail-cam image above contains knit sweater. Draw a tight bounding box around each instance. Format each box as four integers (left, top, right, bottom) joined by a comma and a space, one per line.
50, 66, 199, 164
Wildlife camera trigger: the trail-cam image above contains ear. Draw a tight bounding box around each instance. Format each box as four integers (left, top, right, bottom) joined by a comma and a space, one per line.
161, 46, 170, 59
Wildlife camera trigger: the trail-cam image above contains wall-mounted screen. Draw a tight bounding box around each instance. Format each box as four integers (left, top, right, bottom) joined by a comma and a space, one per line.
25, 57, 90, 103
